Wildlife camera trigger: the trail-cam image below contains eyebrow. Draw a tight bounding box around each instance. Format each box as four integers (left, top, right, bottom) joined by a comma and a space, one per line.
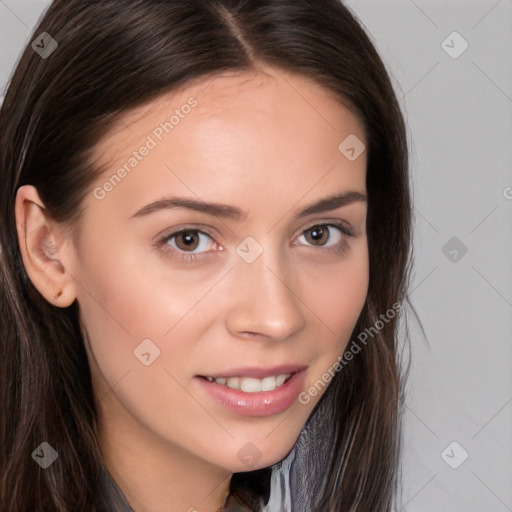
131, 191, 367, 222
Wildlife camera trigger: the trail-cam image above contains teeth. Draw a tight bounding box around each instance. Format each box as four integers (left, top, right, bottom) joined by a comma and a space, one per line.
240, 378, 261, 393
261, 376, 276, 391
226, 377, 240, 389
206, 374, 292, 393
276, 374, 287, 386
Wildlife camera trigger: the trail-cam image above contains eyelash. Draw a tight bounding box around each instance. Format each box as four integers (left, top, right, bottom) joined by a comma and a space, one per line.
155, 222, 354, 264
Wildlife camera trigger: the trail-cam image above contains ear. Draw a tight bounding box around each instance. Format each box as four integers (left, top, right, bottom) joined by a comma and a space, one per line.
15, 185, 77, 307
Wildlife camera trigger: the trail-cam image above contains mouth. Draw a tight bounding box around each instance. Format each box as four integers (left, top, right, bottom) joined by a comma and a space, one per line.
194, 365, 307, 417
198, 373, 294, 393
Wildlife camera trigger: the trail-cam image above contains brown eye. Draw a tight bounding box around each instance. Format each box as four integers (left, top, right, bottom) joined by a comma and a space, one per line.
175, 231, 200, 251
300, 224, 345, 248
163, 229, 213, 254
304, 226, 329, 246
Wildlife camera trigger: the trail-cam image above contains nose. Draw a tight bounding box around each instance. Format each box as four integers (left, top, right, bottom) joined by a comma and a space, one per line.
224, 248, 307, 342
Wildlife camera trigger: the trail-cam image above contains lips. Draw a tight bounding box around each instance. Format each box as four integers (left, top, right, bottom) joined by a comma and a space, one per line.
195, 365, 308, 417
198, 364, 307, 381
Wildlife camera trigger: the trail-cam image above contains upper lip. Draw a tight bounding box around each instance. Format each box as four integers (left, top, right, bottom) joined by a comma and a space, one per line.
198, 364, 308, 380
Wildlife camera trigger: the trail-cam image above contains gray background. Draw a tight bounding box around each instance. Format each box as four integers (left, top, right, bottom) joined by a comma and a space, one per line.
1, 1, 511, 510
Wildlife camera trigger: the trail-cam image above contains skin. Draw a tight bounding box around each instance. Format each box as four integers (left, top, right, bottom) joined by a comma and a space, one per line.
16, 65, 369, 512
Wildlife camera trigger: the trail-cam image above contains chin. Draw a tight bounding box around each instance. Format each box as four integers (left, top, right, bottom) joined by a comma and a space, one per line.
221, 436, 298, 474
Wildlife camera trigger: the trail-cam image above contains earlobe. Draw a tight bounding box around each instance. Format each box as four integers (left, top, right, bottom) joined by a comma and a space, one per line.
14, 185, 76, 307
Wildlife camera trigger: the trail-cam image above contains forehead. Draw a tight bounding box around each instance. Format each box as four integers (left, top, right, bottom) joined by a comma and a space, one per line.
92, 66, 366, 165
87, 66, 367, 216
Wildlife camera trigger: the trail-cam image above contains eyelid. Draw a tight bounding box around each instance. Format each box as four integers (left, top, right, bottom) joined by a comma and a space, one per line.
298, 218, 354, 236
152, 223, 220, 244
154, 227, 219, 256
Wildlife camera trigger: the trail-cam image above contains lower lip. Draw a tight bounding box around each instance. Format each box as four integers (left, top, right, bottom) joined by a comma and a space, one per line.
194, 372, 306, 417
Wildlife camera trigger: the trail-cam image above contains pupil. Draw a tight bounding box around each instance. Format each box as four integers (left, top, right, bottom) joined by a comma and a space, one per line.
310, 227, 326, 243
178, 231, 198, 250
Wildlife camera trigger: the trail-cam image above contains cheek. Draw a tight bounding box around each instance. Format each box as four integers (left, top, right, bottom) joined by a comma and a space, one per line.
75, 243, 215, 439
74, 234, 209, 343
300, 246, 369, 390
74, 234, 224, 405
306, 248, 369, 343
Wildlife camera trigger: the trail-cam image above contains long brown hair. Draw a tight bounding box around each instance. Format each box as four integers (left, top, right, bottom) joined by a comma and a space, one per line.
0, 1, 413, 510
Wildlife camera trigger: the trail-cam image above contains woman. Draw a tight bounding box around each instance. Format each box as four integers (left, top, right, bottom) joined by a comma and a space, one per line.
0, 0, 413, 510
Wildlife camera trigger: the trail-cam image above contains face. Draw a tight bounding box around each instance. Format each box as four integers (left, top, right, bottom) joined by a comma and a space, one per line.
64, 66, 369, 472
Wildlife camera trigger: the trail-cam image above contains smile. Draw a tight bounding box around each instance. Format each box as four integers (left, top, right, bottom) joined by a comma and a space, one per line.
202, 374, 292, 393
195, 366, 307, 417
